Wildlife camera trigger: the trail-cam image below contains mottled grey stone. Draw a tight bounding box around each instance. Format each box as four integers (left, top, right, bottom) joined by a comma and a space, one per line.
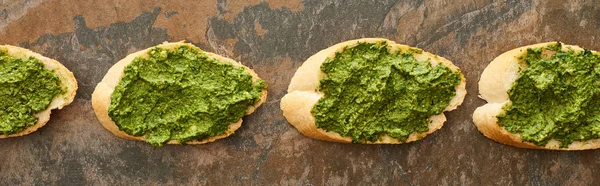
1, 0, 600, 185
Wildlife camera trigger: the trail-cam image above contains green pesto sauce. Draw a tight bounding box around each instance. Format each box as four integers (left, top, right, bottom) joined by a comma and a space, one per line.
0, 50, 63, 135
498, 42, 600, 148
312, 42, 461, 143
108, 46, 265, 147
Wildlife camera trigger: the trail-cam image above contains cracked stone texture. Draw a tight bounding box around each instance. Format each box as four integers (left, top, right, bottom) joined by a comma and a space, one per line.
1, 0, 600, 185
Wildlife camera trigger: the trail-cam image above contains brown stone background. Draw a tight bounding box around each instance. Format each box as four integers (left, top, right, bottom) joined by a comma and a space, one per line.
1, 0, 599, 185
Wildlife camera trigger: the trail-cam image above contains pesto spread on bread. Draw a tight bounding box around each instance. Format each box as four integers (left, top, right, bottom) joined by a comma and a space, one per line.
108, 46, 265, 147
0, 50, 63, 135
312, 42, 461, 143
498, 43, 600, 147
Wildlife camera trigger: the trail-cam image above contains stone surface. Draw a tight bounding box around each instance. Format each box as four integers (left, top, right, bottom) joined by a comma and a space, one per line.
1, 0, 600, 185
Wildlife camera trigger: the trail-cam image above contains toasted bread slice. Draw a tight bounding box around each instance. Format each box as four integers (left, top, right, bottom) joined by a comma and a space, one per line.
473, 42, 600, 150
91, 42, 267, 145
0, 45, 78, 138
280, 38, 466, 144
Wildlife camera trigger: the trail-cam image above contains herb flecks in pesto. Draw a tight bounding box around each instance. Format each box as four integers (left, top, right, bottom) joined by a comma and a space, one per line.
498, 43, 600, 148
108, 46, 265, 147
0, 50, 63, 135
312, 42, 461, 143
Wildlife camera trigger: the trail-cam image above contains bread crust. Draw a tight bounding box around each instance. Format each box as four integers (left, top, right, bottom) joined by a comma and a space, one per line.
91, 42, 267, 145
0, 45, 78, 138
473, 42, 600, 150
280, 38, 467, 144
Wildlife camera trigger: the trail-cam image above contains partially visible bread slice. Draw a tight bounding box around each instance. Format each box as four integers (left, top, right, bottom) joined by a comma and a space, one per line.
0, 45, 78, 138
473, 42, 600, 150
91, 42, 267, 145
280, 38, 467, 144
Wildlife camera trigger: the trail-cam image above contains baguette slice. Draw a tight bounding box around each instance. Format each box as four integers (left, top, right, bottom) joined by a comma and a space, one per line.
280, 38, 466, 144
91, 42, 267, 145
0, 45, 78, 138
473, 42, 600, 150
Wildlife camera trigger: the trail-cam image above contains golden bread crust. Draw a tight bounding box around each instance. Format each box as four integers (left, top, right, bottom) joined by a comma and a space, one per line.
473, 42, 600, 150
281, 38, 466, 144
91, 42, 267, 145
0, 45, 78, 138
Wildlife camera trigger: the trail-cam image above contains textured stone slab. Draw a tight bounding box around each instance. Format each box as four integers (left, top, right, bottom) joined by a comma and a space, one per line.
1, 0, 599, 185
